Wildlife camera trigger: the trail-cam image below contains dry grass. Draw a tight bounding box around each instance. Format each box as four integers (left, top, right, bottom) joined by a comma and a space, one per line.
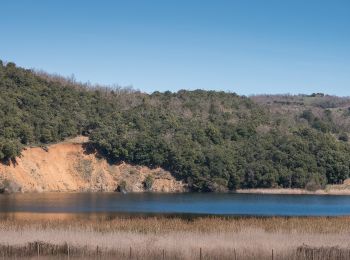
1, 214, 350, 259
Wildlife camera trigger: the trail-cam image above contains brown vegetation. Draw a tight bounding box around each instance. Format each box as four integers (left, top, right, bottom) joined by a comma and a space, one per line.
236, 178, 350, 195
1, 215, 350, 259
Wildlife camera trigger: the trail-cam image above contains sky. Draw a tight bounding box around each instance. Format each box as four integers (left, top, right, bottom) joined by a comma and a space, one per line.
1, 0, 350, 96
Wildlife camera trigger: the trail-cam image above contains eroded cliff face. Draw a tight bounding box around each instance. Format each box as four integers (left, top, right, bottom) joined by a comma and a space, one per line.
0, 138, 186, 193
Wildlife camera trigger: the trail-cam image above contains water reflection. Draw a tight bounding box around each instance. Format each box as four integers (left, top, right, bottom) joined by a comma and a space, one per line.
1, 192, 350, 217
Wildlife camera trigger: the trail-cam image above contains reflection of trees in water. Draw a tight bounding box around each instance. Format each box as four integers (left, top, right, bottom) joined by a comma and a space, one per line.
0, 194, 18, 220
0, 195, 15, 210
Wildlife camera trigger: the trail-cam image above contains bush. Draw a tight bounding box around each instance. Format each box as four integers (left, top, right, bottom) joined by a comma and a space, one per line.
0, 179, 22, 193
339, 133, 349, 142
143, 175, 154, 191
116, 180, 127, 193
305, 178, 323, 192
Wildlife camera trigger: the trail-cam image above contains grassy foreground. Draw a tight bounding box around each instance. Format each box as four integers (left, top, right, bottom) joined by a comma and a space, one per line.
0, 214, 350, 259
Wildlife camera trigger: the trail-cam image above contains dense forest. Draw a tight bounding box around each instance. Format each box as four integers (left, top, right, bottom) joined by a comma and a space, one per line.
1, 60, 350, 191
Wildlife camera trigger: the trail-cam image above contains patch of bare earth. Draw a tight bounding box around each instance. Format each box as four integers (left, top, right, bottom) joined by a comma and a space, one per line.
0, 137, 185, 193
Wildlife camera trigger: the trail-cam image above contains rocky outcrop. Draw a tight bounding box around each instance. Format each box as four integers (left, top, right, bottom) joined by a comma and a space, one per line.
0, 139, 186, 193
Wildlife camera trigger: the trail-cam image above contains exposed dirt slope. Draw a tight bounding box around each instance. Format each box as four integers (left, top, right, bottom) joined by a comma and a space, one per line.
0, 138, 185, 193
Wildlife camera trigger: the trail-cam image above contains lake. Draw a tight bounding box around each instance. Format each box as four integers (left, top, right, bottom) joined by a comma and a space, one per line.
1, 192, 350, 217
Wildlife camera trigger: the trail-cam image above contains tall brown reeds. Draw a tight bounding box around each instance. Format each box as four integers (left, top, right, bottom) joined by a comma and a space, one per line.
1, 215, 350, 259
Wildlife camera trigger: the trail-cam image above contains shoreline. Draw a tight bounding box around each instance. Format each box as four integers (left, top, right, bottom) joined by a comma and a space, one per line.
2, 188, 350, 195
236, 187, 350, 196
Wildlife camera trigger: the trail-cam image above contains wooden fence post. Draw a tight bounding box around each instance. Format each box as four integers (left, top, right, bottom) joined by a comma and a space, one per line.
129, 246, 132, 259
271, 249, 274, 260
162, 249, 165, 260
37, 242, 40, 259
234, 248, 237, 260
200, 247, 202, 260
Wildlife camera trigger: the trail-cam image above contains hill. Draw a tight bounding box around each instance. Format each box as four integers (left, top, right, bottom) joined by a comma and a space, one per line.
1, 60, 350, 192
0, 137, 185, 193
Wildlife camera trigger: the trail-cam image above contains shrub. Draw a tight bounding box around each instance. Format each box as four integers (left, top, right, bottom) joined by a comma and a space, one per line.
339, 133, 349, 142
143, 175, 154, 191
116, 180, 127, 193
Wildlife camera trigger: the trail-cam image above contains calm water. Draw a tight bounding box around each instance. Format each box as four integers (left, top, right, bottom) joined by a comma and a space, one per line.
1, 192, 350, 217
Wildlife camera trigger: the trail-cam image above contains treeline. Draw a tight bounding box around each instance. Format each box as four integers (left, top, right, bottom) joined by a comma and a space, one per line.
1, 60, 350, 191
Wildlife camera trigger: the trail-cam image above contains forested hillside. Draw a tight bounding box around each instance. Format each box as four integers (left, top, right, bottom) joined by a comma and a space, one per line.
1, 60, 350, 191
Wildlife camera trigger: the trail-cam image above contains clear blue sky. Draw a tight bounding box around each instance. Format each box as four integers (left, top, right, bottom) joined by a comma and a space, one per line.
1, 0, 350, 96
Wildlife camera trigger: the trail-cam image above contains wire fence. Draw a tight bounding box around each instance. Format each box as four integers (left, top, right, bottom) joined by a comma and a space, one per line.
1, 242, 350, 259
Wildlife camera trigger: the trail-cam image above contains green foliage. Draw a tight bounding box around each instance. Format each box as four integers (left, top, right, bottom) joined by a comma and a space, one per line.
1, 61, 350, 191
116, 180, 127, 192
339, 133, 349, 142
0, 138, 22, 161
143, 175, 154, 191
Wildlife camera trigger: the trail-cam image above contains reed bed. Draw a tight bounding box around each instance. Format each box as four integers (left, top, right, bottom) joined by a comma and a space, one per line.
0, 215, 350, 259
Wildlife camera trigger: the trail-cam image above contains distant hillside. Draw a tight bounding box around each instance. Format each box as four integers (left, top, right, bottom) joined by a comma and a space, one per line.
1, 60, 350, 191
252, 94, 350, 134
